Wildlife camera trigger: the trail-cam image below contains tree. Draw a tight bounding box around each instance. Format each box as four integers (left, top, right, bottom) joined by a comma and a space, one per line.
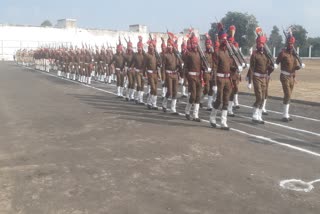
287, 25, 308, 48
267, 26, 283, 55
208, 11, 258, 55
307, 37, 320, 57
40, 20, 52, 27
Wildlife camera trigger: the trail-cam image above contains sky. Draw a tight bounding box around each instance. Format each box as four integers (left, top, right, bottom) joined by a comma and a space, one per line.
0, 0, 319, 37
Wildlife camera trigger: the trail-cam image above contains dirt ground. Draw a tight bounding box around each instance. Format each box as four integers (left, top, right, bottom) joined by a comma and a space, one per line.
239, 59, 320, 103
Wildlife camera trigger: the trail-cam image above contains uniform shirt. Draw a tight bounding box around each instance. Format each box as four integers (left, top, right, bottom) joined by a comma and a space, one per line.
111, 53, 125, 70
144, 53, 157, 72
125, 52, 134, 68
248, 51, 269, 74
131, 52, 145, 70
204, 51, 214, 70
162, 52, 179, 72
276, 49, 299, 73
213, 48, 234, 74
185, 51, 201, 72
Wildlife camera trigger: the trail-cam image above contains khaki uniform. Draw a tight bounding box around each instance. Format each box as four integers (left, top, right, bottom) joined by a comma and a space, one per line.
276, 49, 300, 104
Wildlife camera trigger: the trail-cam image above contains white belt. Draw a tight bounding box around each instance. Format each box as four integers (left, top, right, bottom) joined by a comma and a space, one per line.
254, 72, 268, 78
115, 68, 121, 71
166, 70, 176, 74
147, 70, 154, 73
205, 70, 212, 73
188, 72, 199, 76
281, 70, 293, 76
135, 68, 141, 72
217, 73, 230, 78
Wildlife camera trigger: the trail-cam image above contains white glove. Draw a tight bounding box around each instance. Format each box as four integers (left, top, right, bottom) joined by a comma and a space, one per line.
301, 63, 306, 69
207, 68, 212, 72
181, 63, 184, 67
274, 63, 278, 69
242, 63, 245, 67
247, 83, 252, 90
161, 81, 165, 85
246, 64, 250, 69
238, 66, 243, 73
212, 86, 218, 94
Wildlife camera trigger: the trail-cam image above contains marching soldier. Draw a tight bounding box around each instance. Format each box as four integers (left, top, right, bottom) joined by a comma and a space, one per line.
202, 34, 214, 111
111, 41, 126, 97
209, 24, 237, 130
180, 40, 188, 98
131, 39, 146, 104
184, 33, 203, 122
160, 38, 167, 98
247, 34, 274, 124
161, 38, 182, 114
276, 33, 304, 122
227, 25, 241, 116
125, 39, 135, 101
144, 40, 161, 110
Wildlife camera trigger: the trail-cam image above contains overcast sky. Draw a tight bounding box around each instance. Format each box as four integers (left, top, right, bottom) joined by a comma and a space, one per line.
0, 0, 319, 37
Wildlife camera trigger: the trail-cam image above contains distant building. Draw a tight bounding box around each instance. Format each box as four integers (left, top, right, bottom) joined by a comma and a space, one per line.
56, 19, 77, 29
129, 24, 148, 33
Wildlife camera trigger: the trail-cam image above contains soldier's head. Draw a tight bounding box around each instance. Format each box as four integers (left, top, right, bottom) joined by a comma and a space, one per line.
218, 29, 228, 47
205, 34, 212, 51
137, 42, 143, 53
167, 38, 173, 53
256, 36, 266, 52
181, 41, 187, 53
287, 35, 295, 50
190, 36, 198, 51
161, 40, 167, 53
127, 41, 133, 53
148, 44, 154, 54
116, 44, 123, 54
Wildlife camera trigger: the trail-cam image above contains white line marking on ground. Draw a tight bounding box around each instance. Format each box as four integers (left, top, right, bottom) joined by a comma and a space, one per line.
239, 104, 320, 123
238, 115, 320, 137
280, 178, 320, 192
26, 67, 320, 158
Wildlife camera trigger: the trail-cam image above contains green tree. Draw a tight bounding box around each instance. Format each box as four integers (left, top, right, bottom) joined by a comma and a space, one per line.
307, 37, 320, 57
208, 11, 258, 54
286, 25, 308, 48
267, 26, 283, 55
40, 20, 52, 27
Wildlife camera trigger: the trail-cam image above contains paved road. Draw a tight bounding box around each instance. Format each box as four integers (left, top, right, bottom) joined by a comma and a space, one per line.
0, 62, 319, 214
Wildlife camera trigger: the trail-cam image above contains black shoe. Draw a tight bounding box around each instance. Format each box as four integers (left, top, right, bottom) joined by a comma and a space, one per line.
252, 119, 260, 124
135, 100, 139, 104
289, 117, 293, 121
139, 102, 145, 105
147, 104, 152, 109
262, 111, 269, 115
221, 126, 230, 131
258, 120, 265, 124
152, 106, 158, 110
282, 118, 289, 122
193, 118, 201, 122
210, 122, 216, 128
182, 95, 188, 98
228, 113, 235, 117
207, 108, 212, 111
162, 107, 167, 113
186, 114, 191, 120
234, 105, 240, 109
171, 112, 179, 115
125, 97, 129, 101
199, 103, 203, 108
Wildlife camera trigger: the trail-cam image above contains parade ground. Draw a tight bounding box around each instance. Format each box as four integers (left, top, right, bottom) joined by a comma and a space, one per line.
0, 62, 319, 214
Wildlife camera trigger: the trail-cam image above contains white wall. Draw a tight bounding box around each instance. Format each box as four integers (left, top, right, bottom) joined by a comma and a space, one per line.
0, 25, 200, 61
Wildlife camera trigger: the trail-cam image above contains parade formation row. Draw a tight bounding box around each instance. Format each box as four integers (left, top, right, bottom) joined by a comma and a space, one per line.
15, 24, 304, 130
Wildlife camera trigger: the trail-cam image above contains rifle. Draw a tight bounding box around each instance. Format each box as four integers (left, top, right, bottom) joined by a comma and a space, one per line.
166, 31, 184, 66
282, 27, 304, 67
255, 27, 275, 64
225, 40, 243, 72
